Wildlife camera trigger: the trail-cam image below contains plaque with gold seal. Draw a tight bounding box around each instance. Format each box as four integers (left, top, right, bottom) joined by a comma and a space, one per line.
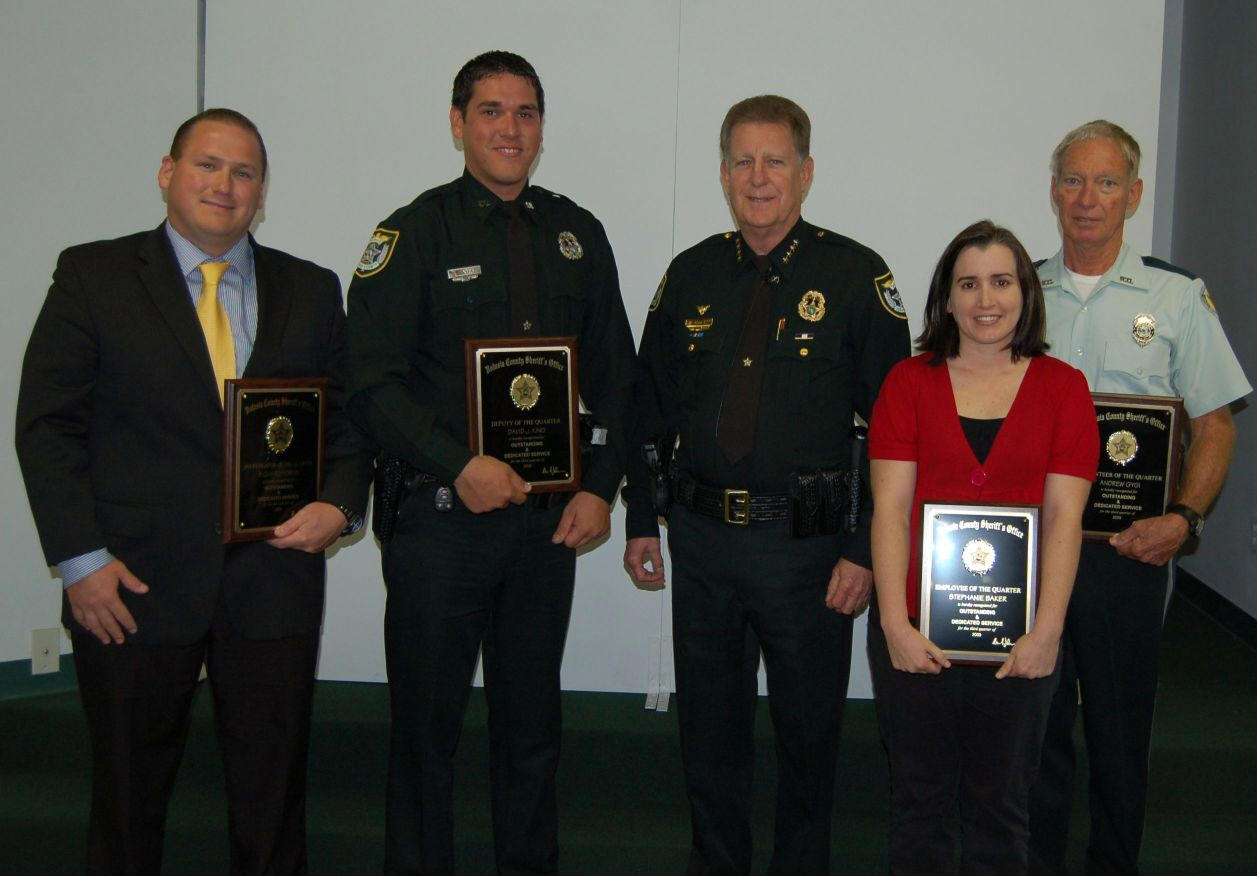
1084, 393, 1184, 541
919, 502, 1040, 665
222, 378, 326, 543
465, 337, 580, 493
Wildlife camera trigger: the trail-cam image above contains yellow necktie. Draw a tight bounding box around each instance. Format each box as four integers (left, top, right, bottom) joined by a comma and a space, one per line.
196, 261, 235, 405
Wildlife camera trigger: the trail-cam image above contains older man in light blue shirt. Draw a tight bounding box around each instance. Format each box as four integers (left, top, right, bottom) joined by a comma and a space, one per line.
1030, 119, 1250, 875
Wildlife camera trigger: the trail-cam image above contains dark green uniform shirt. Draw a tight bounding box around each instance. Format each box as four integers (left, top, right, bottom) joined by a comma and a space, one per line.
624, 218, 911, 565
346, 171, 637, 503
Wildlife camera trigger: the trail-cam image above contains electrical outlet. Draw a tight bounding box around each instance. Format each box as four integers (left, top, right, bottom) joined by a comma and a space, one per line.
31, 628, 61, 675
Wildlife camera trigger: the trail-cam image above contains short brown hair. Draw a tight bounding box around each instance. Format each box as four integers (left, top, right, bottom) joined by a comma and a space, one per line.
916, 220, 1048, 364
169, 108, 267, 177
1050, 119, 1140, 182
719, 95, 810, 163
451, 51, 544, 117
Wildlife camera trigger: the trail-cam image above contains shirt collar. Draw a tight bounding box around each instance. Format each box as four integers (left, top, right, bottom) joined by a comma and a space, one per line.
734, 217, 809, 280
460, 169, 537, 224
1041, 242, 1147, 299
164, 221, 254, 283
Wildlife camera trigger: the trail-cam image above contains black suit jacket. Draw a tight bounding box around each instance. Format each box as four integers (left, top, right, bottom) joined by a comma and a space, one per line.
16, 225, 374, 645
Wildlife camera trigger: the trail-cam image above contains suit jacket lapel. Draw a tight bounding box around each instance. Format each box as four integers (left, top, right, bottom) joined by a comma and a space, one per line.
246, 240, 294, 377
136, 226, 221, 403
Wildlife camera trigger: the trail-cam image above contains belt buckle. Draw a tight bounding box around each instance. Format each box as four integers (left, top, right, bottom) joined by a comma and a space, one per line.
723, 488, 750, 525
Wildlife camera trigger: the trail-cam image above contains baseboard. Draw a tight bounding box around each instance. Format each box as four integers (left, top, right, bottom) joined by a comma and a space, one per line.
0, 656, 78, 702
1176, 570, 1257, 650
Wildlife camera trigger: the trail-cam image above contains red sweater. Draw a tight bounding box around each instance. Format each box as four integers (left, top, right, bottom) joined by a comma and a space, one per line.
869, 353, 1098, 616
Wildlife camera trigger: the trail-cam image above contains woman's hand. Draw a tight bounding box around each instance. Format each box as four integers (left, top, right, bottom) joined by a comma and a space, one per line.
884, 620, 952, 674
995, 627, 1060, 679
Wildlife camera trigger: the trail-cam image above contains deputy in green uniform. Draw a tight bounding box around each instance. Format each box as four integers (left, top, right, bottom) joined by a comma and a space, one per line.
346, 52, 637, 875
624, 95, 911, 873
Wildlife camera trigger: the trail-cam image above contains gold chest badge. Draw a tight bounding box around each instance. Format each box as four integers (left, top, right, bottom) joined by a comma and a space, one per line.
1131, 313, 1156, 347
798, 290, 826, 322
558, 231, 583, 260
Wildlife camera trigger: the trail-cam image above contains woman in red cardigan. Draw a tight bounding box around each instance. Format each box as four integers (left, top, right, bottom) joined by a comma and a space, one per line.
868, 220, 1098, 874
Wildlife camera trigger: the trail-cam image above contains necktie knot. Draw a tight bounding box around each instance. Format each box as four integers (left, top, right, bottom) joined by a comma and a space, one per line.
199, 260, 229, 289
753, 254, 772, 278
500, 200, 522, 220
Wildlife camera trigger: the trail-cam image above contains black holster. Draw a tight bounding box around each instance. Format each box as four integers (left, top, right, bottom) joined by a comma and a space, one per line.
371, 452, 433, 542
641, 431, 678, 517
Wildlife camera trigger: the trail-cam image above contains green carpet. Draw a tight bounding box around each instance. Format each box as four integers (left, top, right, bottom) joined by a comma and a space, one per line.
2, 591, 1253, 873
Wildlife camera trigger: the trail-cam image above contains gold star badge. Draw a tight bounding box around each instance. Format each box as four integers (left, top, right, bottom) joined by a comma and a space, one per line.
743, 357, 753, 367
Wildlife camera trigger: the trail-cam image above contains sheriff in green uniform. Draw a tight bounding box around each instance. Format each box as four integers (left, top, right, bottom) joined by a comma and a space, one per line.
624, 95, 910, 873
346, 52, 637, 875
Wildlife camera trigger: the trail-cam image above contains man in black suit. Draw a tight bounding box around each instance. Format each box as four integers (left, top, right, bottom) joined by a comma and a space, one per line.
15, 108, 373, 874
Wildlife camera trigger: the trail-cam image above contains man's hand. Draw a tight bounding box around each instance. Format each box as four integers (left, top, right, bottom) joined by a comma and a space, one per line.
825, 558, 872, 614
66, 559, 149, 645
454, 455, 529, 513
624, 537, 666, 590
550, 491, 610, 549
1109, 513, 1189, 566
268, 501, 348, 553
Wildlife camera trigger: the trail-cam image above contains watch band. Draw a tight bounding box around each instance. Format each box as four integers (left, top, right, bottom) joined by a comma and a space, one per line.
336, 504, 364, 536
1165, 503, 1204, 536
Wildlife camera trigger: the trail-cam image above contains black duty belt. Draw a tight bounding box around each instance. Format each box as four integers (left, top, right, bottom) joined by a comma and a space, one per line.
674, 475, 789, 525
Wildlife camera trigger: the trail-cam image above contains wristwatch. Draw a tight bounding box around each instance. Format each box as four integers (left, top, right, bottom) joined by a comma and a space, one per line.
1165, 503, 1204, 537
336, 504, 364, 536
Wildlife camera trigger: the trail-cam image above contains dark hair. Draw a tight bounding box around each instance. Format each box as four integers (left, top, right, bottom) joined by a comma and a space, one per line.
451, 51, 544, 117
719, 95, 810, 163
916, 220, 1048, 363
169, 108, 267, 177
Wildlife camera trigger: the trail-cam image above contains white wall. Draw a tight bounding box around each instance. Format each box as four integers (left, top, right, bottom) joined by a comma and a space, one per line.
203, 0, 1167, 695
2, 2, 197, 664
3, 2, 1171, 696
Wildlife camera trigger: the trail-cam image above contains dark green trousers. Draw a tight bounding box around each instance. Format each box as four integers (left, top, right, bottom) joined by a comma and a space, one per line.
669, 504, 853, 875
382, 487, 575, 876
1028, 543, 1167, 875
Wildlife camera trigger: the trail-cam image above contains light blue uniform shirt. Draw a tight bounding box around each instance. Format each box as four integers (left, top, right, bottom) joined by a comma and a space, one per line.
57, 224, 259, 588
1040, 242, 1251, 417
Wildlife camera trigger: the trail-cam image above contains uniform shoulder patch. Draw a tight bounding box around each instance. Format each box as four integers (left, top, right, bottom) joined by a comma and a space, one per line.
1200, 286, 1218, 314
355, 227, 399, 278
874, 271, 907, 319
649, 271, 667, 311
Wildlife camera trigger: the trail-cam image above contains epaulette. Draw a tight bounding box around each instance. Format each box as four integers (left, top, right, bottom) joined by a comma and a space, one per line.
1141, 255, 1198, 281
379, 181, 458, 225
699, 230, 739, 249
529, 184, 576, 208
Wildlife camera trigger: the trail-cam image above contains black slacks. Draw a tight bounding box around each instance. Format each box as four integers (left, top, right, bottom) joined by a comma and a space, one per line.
382, 488, 575, 876
1028, 544, 1167, 875
71, 607, 319, 875
867, 601, 1058, 875
668, 504, 852, 875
